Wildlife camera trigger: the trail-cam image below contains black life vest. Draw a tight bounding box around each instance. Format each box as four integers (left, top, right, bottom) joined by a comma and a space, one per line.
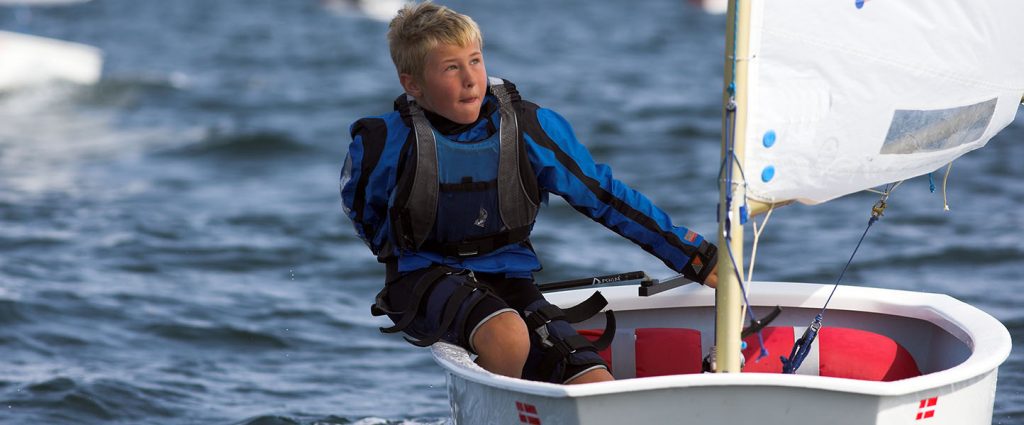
389, 78, 540, 258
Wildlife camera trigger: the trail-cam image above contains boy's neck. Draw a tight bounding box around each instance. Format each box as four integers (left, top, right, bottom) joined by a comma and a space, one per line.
421, 97, 497, 136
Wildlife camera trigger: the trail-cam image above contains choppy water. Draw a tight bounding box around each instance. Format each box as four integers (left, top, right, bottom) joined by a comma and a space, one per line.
0, 0, 1021, 424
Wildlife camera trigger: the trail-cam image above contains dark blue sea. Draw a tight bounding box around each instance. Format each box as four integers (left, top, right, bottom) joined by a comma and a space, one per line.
1, 0, 1021, 423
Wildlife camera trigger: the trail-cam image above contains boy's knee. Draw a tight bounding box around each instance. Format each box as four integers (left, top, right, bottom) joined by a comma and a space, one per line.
472, 311, 530, 359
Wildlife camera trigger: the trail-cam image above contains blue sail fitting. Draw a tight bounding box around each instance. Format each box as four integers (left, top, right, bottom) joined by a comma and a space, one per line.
781, 315, 822, 374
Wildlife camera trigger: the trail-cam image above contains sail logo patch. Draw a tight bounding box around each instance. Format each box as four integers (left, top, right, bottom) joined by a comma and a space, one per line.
516, 401, 541, 424
915, 397, 938, 420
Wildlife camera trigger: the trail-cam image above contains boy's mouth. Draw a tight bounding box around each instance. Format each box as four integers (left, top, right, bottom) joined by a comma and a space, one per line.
459, 96, 480, 104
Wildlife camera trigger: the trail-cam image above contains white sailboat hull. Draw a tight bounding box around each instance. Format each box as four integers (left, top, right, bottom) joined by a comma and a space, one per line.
0, 30, 102, 90
433, 281, 1009, 424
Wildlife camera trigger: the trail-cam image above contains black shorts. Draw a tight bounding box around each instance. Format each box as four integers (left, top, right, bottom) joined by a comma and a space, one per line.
382, 268, 543, 354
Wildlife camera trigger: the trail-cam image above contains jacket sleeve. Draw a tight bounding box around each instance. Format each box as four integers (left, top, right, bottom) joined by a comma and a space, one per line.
341, 118, 395, 256
523, 106, 717, 282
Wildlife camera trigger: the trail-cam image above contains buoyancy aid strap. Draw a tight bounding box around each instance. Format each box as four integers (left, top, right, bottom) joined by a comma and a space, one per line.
405, 283, 480, 347
535, 322, 617, 383
404, 97, 440, 250
523, 293, 617, 381
538, 334, 598, 371
587, 311, 616, 351
523, 291, 610, 329
419, 223, 532, 258
373, 266, 452, 333
490, 77, 539, 231
562, 291, 609, 324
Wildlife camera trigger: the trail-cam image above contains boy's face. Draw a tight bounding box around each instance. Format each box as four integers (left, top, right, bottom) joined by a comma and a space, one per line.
401, 42, 487, 124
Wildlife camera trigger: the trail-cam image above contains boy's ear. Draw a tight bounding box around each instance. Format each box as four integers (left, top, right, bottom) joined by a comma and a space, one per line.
399, 73, 422, 98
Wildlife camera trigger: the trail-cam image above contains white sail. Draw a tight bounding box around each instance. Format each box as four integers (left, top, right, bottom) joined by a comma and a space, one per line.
743, 0, 1024, 205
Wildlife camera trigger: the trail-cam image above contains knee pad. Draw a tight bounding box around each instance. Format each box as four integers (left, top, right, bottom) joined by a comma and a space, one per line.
520, 292, 616, 383
373, 267, 504, 350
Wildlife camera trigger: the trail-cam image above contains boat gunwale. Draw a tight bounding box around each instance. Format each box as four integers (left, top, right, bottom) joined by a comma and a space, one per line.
432, 281, 1011, 399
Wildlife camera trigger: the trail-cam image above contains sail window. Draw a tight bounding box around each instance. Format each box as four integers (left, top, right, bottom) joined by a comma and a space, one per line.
880, 98, 997, 155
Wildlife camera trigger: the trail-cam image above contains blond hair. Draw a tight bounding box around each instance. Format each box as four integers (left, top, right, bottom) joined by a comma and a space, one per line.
387, 2, 483, 79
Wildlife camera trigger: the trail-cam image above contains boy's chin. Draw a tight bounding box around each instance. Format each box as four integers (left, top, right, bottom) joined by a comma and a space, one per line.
447, 110, 481, 124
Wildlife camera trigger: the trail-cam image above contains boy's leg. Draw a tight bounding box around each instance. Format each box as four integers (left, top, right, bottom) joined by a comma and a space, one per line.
477, 274, 615, 384
470, 310, 529, 378
375, 266, 529, 377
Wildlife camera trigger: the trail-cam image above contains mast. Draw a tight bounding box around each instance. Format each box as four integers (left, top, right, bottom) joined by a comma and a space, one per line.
715, 0, 752, 373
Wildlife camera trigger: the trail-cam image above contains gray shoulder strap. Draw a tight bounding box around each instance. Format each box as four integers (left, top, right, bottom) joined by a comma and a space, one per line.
490, 78, 539, 230
405, 97, 439, 250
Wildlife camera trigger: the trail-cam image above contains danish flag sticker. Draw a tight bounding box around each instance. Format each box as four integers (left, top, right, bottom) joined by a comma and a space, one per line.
916, 396, 938, 420
516, 401, 541, 424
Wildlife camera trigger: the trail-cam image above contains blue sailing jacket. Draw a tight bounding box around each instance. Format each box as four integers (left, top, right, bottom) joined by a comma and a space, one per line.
341, 78, 715, 282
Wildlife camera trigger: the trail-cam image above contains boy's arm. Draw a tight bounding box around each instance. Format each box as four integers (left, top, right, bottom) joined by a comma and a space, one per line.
341, 118, 395, 256
523, 107, 717, 283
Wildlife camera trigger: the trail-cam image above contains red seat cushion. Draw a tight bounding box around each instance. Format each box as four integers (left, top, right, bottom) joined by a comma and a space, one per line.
634, 328, 703, 377
818, 327, 921, 381
581, 328, 704, 377
741, 326, 921, 381
582, 325, 920, 381
742, 326, 794, 373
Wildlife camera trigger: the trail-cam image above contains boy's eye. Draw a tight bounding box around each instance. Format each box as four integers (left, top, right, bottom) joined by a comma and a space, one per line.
470, 58, 481, 65
446, 65, 458, 71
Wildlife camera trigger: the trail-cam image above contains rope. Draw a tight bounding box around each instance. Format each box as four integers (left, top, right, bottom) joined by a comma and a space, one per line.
782, 183, 897, 373
865, 180, 903, 196
747, 204, 774, 283
942, 162, 953, 211
927, 163, 954, 210
743, 203, 774, 361
818, 205, 879, 317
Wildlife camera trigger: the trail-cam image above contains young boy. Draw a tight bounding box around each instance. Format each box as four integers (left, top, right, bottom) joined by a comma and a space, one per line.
340, 2, 717, 385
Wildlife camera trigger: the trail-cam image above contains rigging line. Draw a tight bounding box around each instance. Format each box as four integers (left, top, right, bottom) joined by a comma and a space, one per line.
723, 228, 768, 360
942, 162, 954, 211
817, 190, 892, 317
747, 203, 774, 283
783, 194, 888, 373
817, 181, 902, 317
865, 180, 904, 197
719, 90, 766, 360
717, 102, 750, 233
818, 211, 877, 317
719, 100, 745, 238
